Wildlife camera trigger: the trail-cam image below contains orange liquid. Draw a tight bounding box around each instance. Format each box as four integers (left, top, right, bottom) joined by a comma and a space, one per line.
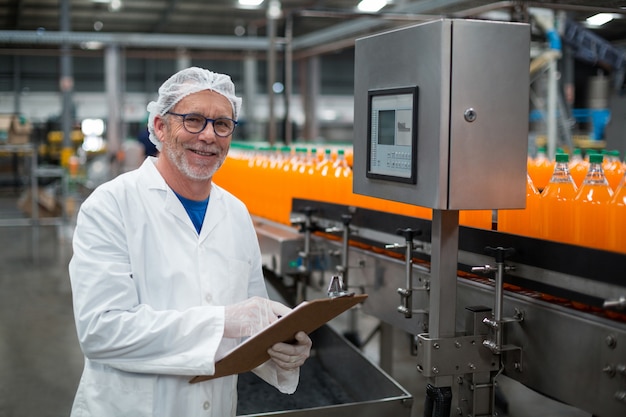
540, 180, 578, 244
604, 159, 625, 192
314, 150, 333, 206
528, 154, 554, 191
609, 180, 626, 254
569, 159, 589, 189
499, 175, 542, 237
574, 183, 614, 250
331, 154, 353, 207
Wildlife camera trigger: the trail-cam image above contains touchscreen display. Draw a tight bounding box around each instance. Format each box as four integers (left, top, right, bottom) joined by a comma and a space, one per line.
367, 87, 418, 183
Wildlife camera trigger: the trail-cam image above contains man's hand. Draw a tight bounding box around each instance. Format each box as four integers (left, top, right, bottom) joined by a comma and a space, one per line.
224, 297, 291, 338
267, 331, 312, 370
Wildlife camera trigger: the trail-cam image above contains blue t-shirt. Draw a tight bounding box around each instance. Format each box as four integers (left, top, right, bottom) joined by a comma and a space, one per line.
174, 192, 209, 234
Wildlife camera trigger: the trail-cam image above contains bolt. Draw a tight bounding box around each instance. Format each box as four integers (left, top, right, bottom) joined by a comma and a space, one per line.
434, 343, 440, 349
455, 341, 462, 349
603, 365, 616, 377
514, 362, 522, 372
605, 334, 617, 349
463, 107, 476, 123
468, 363, 476, 370
457, 376, 464, 385
615, 391, 626, 403
432, 367, 439, 374
456, 407, 463, 415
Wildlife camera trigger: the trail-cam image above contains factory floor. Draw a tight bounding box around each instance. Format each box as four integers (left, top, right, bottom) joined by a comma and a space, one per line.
0, 190, 592, 417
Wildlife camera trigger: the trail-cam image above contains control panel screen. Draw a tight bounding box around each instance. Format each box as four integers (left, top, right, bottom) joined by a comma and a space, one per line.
366, 87, 418, 183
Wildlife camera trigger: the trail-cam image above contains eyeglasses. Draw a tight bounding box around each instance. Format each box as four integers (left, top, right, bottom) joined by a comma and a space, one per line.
166, 111, 238, 137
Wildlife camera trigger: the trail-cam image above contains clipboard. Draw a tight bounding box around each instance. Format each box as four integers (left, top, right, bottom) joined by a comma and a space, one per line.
190, 294, 368, 384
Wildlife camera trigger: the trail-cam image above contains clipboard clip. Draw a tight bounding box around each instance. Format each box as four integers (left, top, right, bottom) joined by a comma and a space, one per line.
327, 275, 354, 298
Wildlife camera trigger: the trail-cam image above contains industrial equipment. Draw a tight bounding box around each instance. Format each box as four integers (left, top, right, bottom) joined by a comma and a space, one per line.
224, 18, 625, 417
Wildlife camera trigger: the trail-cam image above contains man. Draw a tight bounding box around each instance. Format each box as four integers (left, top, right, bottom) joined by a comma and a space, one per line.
69, 67, 312, 417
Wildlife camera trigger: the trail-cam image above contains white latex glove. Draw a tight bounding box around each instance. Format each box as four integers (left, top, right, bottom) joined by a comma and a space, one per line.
267, 331, 312, 370
224, 296, 292, 338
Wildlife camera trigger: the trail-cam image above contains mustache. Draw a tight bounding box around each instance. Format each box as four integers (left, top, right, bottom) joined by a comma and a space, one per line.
185, 145, 221, 154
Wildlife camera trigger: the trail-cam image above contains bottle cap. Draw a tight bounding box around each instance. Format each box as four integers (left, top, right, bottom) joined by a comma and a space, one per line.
555, 153, 569, 163
589, 154, 604, 164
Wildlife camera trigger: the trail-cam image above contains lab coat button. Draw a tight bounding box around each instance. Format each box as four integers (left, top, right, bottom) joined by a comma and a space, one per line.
203, 401, 210, 410
205, 294, 212, 303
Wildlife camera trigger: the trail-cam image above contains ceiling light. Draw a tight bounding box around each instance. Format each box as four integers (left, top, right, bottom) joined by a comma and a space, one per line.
357, 0, 388, 13
586, 13, 615, 27
239, 0, 264, 6
109, 0, 122, 12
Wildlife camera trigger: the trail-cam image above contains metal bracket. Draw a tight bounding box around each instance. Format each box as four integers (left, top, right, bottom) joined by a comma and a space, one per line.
416, 333, 499, 378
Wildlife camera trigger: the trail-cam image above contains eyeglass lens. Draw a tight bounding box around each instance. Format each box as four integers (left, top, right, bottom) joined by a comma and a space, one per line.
183, 114, 235, 137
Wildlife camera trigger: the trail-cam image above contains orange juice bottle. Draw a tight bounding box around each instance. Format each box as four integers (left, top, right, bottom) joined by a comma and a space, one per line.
315, 148, 333, 204
276, 145, 294, 224
345, 147, 354, 168
574, 153, 614, 250
331, 149, 352, 206
529, 146, 554, 191
301, 148, 318, 202
498, 174, 542, 237
569, 148, 588, 188
609, 171, 626, 254
604, 150, 624, 192
540, 153, 578, 244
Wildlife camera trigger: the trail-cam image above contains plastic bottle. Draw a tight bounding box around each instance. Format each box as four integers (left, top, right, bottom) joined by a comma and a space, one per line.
498, 174, 541, 237
604, 150, 625, 192
569, 148, 588, 189
300, 147, 317, 202
540, 153, 578, 244
609, 171, 626, 254
574, 153, 614, 250
315, 148, 333, 204
528, 146, 553, 191
331, 149, 353, 207
276, 146, 294, 224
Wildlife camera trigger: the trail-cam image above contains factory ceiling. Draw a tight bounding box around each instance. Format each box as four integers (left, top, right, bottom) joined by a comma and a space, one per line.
0, 0, 625, 56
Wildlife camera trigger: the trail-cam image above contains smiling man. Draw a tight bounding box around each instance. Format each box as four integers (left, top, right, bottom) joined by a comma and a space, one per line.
68, 67, 311, 417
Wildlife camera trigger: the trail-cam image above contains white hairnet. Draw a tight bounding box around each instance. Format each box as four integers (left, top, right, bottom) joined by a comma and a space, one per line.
146, 67, 242, 150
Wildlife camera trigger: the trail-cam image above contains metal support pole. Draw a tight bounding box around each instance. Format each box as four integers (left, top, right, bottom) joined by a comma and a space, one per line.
494, 260, 505, 349
105, 44, 123, 174
303, 56, 320, 141
428, 209, 459, 390
12, 56, 21, 113
547, 58, 558, 159
266, 1, 279, 144
284, 13, 293, 144
429, 210, 458, 339
243, 25, 260, 140
339, 214, 351, 286
59, 0, 73, 168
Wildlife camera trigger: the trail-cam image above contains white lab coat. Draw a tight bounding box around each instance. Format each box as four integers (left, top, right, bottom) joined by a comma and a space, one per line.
69, 157, 298, 417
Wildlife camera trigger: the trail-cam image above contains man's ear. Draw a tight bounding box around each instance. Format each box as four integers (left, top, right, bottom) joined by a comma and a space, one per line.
153, 115, 167, 143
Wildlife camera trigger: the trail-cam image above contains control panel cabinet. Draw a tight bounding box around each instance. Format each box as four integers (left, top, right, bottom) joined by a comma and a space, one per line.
353, 18, 530, 210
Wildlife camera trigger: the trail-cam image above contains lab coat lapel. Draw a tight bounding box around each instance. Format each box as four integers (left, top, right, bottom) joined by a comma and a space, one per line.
198, 186, 225, 242
164, 190, 197, 232
141, 158, 199, 234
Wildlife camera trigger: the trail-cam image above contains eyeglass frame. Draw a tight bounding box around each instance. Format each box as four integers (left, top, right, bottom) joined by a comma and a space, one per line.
165, 111, 238, 137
